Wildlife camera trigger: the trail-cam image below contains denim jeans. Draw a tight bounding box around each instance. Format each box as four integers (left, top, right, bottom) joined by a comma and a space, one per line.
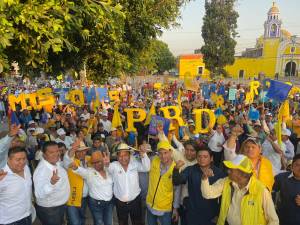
67, 197, 87, 225
147, 208, 172, 225
36, 204, 66, 225
3, 215, 32, 225
88, 197, 113, 225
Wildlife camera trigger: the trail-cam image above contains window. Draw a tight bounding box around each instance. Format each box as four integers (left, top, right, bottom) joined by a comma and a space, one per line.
197, 66, 204, 75
239, 70, 244, 78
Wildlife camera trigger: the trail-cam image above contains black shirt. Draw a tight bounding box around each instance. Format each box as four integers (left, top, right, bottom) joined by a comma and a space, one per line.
273, 172, 300, 225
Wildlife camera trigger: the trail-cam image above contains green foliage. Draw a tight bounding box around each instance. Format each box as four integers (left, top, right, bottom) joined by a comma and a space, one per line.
0, 0, 188, 80
201, 0, 238, 76
135, 39, 176, 75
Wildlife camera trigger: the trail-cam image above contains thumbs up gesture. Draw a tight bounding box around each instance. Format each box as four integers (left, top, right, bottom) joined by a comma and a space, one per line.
50, 169, 60, 185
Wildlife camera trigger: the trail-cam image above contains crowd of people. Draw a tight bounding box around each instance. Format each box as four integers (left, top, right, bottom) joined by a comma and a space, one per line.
0, 77, 300, 225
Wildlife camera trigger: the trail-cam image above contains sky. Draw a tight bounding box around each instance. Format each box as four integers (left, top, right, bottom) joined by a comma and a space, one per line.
159, 0, 300, 56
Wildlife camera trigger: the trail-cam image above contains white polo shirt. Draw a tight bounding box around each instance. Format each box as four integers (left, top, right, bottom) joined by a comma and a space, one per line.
0, 165, 32, 224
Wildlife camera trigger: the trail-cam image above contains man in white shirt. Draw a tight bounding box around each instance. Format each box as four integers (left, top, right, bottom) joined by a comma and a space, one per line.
100, 111, 112, 133
33, 141, 70, 225
106, 143, 150, 225
262, 132, 286, 175
0, 147, 32, 225
55, 128, 74, 149
281, 128, 295, 161
70, 151, 114, 225
0, 124, 21, 169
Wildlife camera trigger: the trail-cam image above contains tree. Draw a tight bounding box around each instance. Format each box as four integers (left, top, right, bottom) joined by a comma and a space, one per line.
0, 0, 189, 81
135, 39, 176, 75
201, 0, 238, 77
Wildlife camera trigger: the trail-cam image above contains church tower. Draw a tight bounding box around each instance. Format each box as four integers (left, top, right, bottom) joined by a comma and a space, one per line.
264, 2, 282, 38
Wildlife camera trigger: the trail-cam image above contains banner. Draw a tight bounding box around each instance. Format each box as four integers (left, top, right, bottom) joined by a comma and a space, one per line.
228, 88, 237, 101
148, 116, 170, 136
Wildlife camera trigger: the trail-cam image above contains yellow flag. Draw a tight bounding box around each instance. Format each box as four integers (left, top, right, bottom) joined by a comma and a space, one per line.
57, 74, 63, 80
275, 119, 282, 145
184, 73, 198, 92
112, 105, 122, 129
144, 102, 156, 126
178, 89, 182, 114
278, 100, 290, 122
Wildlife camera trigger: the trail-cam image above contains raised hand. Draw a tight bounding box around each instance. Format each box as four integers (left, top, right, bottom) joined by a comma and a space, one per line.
50, 169, 60, 185
201, 168, 214, 180
9, 124, 21, 137
175, 160, 185, 170
69, 162, 78, 170
0, 170, 8, 181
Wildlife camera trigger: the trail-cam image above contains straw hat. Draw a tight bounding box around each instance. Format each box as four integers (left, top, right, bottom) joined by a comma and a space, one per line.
77, 142, 90, 151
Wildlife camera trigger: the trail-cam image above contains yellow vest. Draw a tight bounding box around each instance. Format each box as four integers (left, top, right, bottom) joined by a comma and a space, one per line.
146, 156, 175, 211
67, 156, 90, 207
257, 157, 274, 191
217, 176, 266, 225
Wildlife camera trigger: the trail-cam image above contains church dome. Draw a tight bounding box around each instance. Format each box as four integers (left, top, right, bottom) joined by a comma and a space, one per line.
268, 2, 279, 14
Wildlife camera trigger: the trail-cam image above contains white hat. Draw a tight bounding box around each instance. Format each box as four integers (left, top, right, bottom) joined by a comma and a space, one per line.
104, 99, 110, 103
57, 128, 66, 136
101, 111, 108, 117
111, 127, 117, 132
266, 112, 273, 116
28, 120, 36, 125
282, 128, 291, 137
28, 128, 36, 133
35, 128, 45, 135
77, 141, 90, 151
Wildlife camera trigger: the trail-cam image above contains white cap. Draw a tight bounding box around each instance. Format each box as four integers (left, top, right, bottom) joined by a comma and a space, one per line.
28, 128, 36, 133
282, 128, 291, 137
35, 128, 45, 135
101, 111, 108, 117
57, 128, 66, 136
28, 120, 36, 125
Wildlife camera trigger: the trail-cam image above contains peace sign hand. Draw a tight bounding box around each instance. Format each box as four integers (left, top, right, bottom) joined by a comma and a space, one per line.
9, 124, 21, 137
50, 169, 60, 185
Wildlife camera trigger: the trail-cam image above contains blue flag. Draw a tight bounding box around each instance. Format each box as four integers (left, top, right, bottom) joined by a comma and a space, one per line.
248, 107, 260, 121
266, 80, 292, 102
202, 84, 210, 100
11, 111, 20, 126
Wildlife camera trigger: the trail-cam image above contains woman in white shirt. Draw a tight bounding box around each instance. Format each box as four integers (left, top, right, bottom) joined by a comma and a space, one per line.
208, 124, 225, 167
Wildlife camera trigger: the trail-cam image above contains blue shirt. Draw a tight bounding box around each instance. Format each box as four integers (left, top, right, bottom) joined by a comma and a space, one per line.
173, 164, 226, 223
273, 172, 300, 225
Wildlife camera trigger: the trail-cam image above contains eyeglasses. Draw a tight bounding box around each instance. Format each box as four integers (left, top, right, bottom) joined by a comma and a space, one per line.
91, 161, 102, 164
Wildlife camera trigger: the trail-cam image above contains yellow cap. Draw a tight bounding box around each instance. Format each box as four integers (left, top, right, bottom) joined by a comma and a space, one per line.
157, 140, 172, 151
223, 155, 253, 174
